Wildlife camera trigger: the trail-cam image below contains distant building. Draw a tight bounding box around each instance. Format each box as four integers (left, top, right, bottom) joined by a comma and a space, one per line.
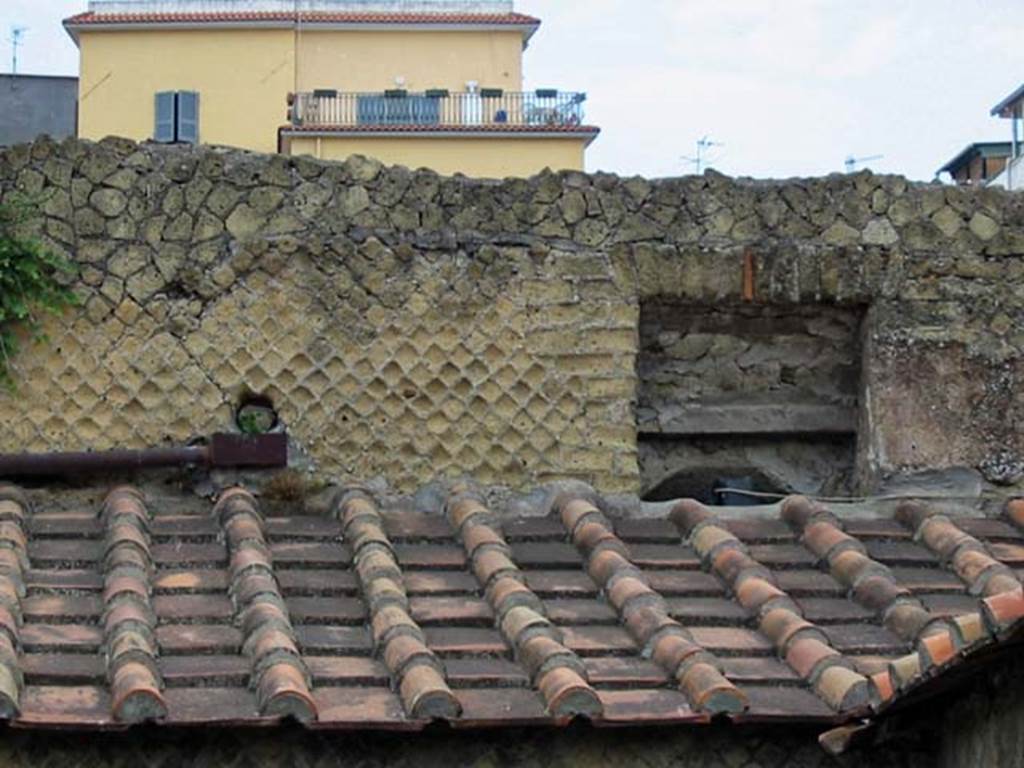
0, 74, 79, 146
63, 0, 600, 178
989, 84, 1024, 190
937, 142, 1012, 186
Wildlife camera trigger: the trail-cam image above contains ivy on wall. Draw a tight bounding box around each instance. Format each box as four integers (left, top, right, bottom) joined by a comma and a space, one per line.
0, 200, 78, 389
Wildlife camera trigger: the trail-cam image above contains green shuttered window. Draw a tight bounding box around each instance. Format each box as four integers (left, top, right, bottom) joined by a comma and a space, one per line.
153, 91, 200, 144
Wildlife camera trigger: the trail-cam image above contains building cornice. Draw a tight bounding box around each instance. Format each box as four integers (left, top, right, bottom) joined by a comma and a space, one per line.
63, 11, 541, 46
280, 124, 600, 147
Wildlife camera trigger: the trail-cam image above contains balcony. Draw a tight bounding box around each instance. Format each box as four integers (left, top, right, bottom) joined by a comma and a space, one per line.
288, 89, 593, 133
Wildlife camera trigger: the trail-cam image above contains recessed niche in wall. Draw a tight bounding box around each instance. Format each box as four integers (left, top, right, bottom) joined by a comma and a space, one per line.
637, 301, 864, 504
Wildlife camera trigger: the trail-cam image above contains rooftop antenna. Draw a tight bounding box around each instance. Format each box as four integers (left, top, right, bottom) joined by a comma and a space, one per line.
845, 154, 884, 173
682, 135, 725, 174
9, 26, 27, 75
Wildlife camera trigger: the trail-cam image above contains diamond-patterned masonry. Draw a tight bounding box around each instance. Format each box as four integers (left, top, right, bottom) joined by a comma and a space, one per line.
1, 136, 1022, 495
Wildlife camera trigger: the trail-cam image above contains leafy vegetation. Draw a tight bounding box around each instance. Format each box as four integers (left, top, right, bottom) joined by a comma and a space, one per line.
0, 199, 78, 389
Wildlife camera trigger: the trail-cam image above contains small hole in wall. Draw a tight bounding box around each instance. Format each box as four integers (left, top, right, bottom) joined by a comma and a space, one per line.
235, 393, 279, 435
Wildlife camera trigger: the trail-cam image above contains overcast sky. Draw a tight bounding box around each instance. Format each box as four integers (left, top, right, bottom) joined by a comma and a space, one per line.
3, 0, 1022, 180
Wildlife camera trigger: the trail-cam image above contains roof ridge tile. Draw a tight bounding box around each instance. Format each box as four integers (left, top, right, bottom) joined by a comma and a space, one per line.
100, 487, 167, 723
333, 488, 461, 721
0, 487, 27, 719
446, 488, 602, 721
781, 496, 971, 707
896, 500, 1021, 598
215, 487, 317, 723
563, 496, 748, 716
673, 498, 869, 714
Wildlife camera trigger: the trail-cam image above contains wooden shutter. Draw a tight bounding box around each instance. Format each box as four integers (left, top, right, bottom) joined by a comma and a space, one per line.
154, 91, 176, 143
176, 91, 199, 144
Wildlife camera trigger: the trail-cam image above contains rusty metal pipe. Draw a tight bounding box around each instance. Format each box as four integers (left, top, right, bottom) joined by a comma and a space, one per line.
0, 434, 287, 478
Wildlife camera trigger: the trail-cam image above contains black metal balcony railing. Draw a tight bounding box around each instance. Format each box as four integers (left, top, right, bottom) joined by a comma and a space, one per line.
289, 89, 588, 129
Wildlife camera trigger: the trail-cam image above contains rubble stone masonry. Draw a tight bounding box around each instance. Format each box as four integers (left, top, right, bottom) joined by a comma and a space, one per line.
0, 136, 1021, 498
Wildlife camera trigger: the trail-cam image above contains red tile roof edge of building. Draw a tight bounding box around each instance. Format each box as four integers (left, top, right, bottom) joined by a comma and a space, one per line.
63, 10, 542, 27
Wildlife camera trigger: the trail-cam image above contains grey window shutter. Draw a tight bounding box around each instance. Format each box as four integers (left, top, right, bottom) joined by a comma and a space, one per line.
154, 91, 176, 143
176, 91, 199, 144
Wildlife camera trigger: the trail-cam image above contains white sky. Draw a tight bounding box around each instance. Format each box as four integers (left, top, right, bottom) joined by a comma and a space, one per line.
3, 0, 1022, 180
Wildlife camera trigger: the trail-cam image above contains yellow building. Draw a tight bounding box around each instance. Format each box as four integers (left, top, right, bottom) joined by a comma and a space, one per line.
64, 1, 599, 177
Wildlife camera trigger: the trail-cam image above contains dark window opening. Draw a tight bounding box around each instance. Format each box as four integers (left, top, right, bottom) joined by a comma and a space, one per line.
637, 301, 864, 505
641, 460, 791, 506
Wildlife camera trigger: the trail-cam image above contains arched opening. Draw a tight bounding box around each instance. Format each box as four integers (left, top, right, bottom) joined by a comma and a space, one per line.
643, 466, 791, 506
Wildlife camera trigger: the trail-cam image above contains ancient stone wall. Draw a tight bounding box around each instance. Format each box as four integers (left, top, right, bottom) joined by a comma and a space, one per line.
0, 135, 1022, 498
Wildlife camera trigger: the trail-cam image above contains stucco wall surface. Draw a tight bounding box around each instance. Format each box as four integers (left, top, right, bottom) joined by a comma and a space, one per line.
77, 27, 525, 155
285, 134, 587, 177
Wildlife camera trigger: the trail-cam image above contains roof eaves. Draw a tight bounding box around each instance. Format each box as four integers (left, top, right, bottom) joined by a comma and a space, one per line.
279, 124, 600, 145
62, 10, 542, 41
991, 83, 1024, 117
937, 141, 1012, 176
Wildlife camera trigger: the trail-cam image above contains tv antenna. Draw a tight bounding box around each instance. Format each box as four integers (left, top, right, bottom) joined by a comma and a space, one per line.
845, 154, 884, 173
682, 136, 725, 174
10, 26, 27, 75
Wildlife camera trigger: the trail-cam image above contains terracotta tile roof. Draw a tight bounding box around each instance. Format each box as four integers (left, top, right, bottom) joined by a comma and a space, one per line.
1, 481, 1023, 744
64, 10, 541, 27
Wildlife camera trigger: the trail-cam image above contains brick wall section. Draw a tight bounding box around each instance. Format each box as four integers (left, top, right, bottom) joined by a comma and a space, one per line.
0, 136, 1022, 496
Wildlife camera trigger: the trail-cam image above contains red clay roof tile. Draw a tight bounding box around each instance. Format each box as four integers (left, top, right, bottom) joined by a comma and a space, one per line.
214, 488, 317, 722
462, 524, 510, 558
3, 482, 1024, 735
449, 491, 600, 719
651, 632, 704, 677
558, 498, 604, 536
535, 666, 602, 719
759, 608, 826, 652
399, 663, 462, 720
518, 634, 585, 681
981, 587, 1024, 633
1007, 499, 1024, 530
668, 499, 714, 533
586, 549, 635, 587
258, 662, 318, 722
814, 665, 869, 712
679, 662, 748, 715
802, 521, 865, 561
887, 652, 922, 691
65, 9, 541, 29
869, 670, 895, 706
486, 576, 544, 617
567, 497, 747, 715
785, 637, 843, 682
917, 629, 958, 667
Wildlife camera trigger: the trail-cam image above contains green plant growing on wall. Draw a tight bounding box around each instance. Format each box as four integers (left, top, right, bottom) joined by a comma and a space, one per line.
0, 199, 78, 390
